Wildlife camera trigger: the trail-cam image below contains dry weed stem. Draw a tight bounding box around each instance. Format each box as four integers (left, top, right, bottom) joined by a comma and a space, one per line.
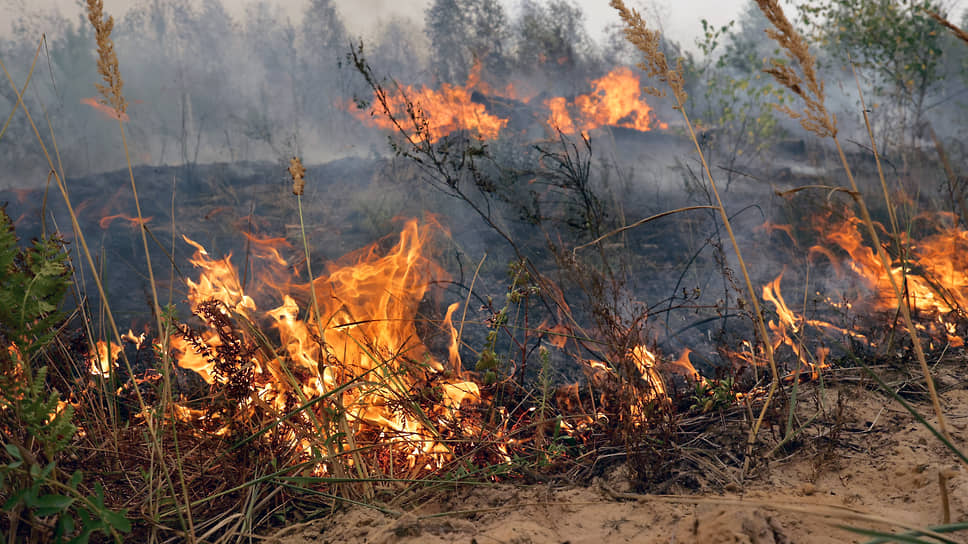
754, 0, 835, 138
928, 11, 968, 46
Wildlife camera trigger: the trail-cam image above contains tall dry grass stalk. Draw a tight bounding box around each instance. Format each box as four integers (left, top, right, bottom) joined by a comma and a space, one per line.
87, 0, 196, 537
610, 0, 780, 478
85, 0, 126, 116
752, 0, 953, 449
0, 50, 198, 539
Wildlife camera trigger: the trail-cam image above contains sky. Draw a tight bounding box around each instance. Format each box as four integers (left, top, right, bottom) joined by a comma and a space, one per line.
7, 0, 749, 52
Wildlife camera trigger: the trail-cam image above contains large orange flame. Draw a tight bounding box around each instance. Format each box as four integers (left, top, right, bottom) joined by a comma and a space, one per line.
351, 65, 667, 142
544, 68, 668, 134
810, 210, 968, 319
170, 219, 480, 473
352, 76, 508, 143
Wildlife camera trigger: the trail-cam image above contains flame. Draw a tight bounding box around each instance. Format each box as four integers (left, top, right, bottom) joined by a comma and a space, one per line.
171, 219, 481, 473
544, 68, 667, 134
545, 96, 576, 134
81, 97, 130, 122
353, 74, 508, 142
808, 209, 967, 346
761, 271, 830, 377
88, 340, 122, 377
122, 329, 147, 350
351, 65, 671, 142
585, 345, 700, 406
442, 302, 463, 379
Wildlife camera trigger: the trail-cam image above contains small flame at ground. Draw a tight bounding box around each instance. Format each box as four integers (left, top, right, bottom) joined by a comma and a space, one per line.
87, 340, 121, 377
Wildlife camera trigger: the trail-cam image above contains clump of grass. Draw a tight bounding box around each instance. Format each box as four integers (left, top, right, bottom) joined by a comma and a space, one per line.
84, 1, 199, 538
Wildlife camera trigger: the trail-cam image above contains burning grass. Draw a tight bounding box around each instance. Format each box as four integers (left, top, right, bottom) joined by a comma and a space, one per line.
350, 64, 668, 143
3, 1, 968, 542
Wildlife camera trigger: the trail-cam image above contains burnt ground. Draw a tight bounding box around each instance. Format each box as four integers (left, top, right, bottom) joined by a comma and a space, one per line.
0, 130, 843, 376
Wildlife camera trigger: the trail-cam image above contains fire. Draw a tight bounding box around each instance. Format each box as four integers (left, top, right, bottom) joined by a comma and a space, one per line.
753, 208, 967, 363
87, 340, 121, 377
544, 68, 668, 134
81, 97, 129, 122
351, 64, 670, 142
585, 345, 700, 405
352, 75, 508, 143
761, 271, 831, 377
545, 96, 576, 134
809, 209, 968, 341
170, 219, 481, 473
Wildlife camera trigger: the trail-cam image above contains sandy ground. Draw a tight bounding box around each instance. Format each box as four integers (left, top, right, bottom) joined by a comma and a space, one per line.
265, 367, 968, 544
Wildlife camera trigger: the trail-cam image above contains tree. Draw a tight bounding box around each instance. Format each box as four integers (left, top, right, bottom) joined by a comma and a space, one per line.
425, 0, 511, 85
798, 0, 949, 146
513, 0, 597, 89
682, 10, 788, 190
721, 0, 779, 73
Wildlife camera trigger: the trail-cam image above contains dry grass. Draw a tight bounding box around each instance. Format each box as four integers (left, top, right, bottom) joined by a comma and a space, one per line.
86, 0, 126, 116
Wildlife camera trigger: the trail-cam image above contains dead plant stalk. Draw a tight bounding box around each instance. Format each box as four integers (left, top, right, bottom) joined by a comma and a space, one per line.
86, 0, 198, 538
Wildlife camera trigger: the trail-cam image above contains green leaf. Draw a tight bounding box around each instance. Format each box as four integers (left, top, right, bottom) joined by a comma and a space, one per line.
66, 528, 92, 544
54, 513, 76, 540
101, 508, 131, 532
69, 470, 83, 489
34, 493, 74, 516
4, 443, 23, 468
4, 488, 27, 510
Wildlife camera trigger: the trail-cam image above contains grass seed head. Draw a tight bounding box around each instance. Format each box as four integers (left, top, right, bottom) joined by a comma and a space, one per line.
609, 0, 687, 108
85, 0, 127, 117
289, 156, 307, 196
754, 0, 836, 138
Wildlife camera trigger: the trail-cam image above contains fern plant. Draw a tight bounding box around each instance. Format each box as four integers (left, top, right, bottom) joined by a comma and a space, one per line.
0, 206, 70, 365
0, 207, 130, 542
